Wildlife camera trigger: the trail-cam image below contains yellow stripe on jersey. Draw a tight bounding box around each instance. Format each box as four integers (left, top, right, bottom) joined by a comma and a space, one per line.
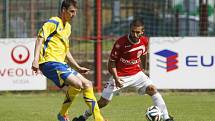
38, 16, 71, 64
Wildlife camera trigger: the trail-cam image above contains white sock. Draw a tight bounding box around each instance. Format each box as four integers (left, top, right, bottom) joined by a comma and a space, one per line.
152, 92, 170, 120
82, 109, 92, 120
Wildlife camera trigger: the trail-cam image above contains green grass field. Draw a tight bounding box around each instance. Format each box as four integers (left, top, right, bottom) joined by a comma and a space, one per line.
0, 92, 215, 121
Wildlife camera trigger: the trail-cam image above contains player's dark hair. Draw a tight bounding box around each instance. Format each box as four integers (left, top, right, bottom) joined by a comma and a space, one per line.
61, 0, 77, 11
130, 19, 144, 28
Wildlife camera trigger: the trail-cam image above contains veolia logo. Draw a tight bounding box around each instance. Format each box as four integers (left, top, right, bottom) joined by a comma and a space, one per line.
11, 45, 30, 64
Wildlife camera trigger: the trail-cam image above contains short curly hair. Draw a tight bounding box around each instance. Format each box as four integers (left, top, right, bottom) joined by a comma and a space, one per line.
130, 19, 144, 28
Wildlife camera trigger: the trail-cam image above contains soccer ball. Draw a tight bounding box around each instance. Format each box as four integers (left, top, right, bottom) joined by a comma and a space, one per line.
145, 106, 162, 121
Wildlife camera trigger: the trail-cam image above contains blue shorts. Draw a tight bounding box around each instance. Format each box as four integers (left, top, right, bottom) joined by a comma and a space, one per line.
39, 62, 78, 88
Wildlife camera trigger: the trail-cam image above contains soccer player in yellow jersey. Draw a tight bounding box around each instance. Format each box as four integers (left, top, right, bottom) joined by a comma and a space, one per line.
31, 0, 105, 121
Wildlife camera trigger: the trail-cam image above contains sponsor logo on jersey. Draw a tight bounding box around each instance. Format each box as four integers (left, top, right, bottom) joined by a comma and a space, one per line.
120, 57, 140, 65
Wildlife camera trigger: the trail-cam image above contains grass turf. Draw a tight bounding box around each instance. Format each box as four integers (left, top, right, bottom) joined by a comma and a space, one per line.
0, 92, 215, 121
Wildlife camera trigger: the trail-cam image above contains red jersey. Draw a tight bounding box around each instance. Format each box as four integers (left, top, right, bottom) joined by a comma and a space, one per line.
109, 34, 148, 76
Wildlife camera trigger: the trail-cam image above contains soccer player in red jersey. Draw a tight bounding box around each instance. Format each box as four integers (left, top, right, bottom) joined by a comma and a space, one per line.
74, 19, 173, 121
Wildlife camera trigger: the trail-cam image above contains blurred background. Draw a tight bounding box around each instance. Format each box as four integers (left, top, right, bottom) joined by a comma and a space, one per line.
0, 0, 214, 91
1, 0, 214, 38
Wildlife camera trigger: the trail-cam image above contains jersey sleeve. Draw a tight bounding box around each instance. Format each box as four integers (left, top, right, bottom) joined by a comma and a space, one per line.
38, 20, 57, 41
109, 40, 121, 61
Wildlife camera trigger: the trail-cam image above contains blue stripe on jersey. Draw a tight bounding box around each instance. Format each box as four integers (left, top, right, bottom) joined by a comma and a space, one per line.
47, 19, 59, 26
42, 20, 59, 56
43, 31, 57, 56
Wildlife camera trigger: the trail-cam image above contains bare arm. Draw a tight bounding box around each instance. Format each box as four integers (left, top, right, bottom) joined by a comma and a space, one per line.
66, 52, 90, 74
66, 52, 81, 69
108, 59, 117, 80
108, 59, 124, 88
32, 37, 43, 73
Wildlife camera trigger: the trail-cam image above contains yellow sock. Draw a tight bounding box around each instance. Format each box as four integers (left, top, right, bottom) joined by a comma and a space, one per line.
83, 88, 104, 121
59, 86, 81, 116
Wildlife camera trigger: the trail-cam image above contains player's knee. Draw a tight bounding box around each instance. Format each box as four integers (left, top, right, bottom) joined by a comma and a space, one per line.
82, 79, 93, 89
72, 81, 83, 89
98, 97, 110, 108
146, 85, 157, 96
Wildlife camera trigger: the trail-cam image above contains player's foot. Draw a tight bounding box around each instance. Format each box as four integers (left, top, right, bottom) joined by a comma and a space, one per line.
165, 115, 174, 121
72, 117, 78, 121
72, 115, 86, 121
57, 113, 70, 121
72, 115, 108, 121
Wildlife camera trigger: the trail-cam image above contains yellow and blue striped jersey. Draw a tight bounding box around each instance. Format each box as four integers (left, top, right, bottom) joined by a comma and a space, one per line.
38, 16, 71, 64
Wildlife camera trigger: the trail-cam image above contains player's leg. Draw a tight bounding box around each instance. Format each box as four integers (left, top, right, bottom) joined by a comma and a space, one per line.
51, 62, 105, 121
134, 72, 173, 121
80, 96, 111, 121
79, 76, 130, 120
145, 85, 172, 120
74, 73, 105, 121
146, 85, 173, 121
57, 66, 84, 121
39, 62, 82, 121
79, 80, 115, 121
58, 86, 81, 119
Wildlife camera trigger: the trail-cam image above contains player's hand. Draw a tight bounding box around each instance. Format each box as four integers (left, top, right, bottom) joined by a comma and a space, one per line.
77, 66, 90, 74
115, 78, 124, 88
32, 60, 40, 74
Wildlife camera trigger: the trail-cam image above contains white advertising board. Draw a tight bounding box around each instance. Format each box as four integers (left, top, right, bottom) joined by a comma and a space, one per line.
0, 38, 46, 91
149, 37, 215, 89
